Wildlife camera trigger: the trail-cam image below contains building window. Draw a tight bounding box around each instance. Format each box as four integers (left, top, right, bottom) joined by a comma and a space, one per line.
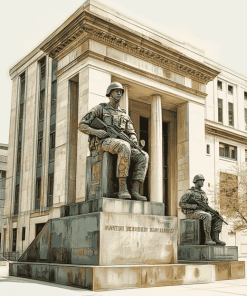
14, 185, 19, 215
228, 102, 234, 126
35, 178, 41, 210
206, 144, 210, 155
228, 85, 233, 95
50, 132, 55, 150
218, 99, 223, 123
0, 170, 6, 179
219, 143, 237, 160
245, 150, 247, 162
244, 91, 247, 100
217, 80, 222, 90
37, 139, 43, 166
36, 223, 45, 237
22, 227, 26, 241
12, 228, 17, 252
47, 173, 54, 207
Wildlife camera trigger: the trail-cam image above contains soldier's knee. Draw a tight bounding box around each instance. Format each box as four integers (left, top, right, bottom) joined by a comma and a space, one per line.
118, 141, 131, 153
204, 212, 212, 221
143, 151, 149, 162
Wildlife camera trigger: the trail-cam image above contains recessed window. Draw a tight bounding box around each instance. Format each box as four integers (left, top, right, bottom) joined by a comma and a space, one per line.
245, 109, 247, 131
217, 80, 222, 90
244, 92, 247, 100
12, 228, 17, 252
218, 98, 223, 123
22, 227, 26, 241
219, 143, 237, 160
206, 144, 210, 155
228, 85, 233, 95
228, 102, 234, 126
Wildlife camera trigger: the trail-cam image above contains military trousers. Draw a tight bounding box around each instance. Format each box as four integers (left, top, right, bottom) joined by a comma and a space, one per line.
186, 210, 222, 235
97, 138, 149, 182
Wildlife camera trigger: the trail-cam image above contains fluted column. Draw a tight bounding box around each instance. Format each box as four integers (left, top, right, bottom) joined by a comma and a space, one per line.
150, 95, 163, 202
120, 84, 129, 115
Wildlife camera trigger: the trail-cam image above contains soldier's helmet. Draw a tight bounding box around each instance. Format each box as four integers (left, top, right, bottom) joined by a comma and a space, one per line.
106, 82, 125, 97
193, 174, 205, 183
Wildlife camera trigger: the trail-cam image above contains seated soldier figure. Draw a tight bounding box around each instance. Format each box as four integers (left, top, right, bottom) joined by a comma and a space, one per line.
78, 82, 149, 201
179, 174, 226, 246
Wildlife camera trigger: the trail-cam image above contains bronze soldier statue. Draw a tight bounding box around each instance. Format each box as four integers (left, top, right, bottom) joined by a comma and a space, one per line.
179, 174, 226, 246
78, 82, 149, 201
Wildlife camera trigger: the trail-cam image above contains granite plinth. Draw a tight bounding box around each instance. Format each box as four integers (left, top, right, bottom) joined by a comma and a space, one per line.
178, 245, 238, 261
9, 262, 216, 291
178, 260, 245, 281
60, 197, 164, 217
19, 212, 177, 265
180, 219, 205, 245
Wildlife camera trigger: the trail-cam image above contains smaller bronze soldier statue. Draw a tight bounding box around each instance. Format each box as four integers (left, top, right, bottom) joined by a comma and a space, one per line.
78, 82, 149, 201
180, 174, 226, 246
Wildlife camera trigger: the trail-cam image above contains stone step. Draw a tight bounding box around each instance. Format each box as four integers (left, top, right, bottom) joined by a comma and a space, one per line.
178, 260, 245, 281
0, 261, 6, 266
10, 262, 218, 291
60, 197, 164, 217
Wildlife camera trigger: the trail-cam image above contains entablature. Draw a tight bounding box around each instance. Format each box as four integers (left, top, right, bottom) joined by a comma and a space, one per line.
40, 10, 219, 85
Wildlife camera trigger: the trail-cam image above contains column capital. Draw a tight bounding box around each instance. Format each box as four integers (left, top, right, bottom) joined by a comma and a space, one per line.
123, 84, 130, 89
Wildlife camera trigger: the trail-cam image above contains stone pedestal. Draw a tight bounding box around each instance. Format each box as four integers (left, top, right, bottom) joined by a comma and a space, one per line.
178, 219, 239, 262
19, 198, 177, 266
178, 245, 238, 261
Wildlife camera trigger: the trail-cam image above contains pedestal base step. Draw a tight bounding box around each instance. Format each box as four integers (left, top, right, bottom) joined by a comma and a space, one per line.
9, 261, 244, 291
60, 197, 164, 217
178, 260, 245, 281
178, 245, 238, 261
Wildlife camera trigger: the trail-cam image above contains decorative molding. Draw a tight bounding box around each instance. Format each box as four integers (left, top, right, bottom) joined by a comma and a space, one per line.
40, 11, 219, 84
205, 123, 247, 145
56, 50, 207, 99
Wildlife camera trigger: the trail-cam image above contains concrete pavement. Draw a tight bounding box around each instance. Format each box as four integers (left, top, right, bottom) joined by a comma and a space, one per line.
1, 264, 247, 296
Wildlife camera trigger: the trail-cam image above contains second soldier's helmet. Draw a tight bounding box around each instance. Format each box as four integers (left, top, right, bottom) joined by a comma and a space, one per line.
106, 82, 125, 97
193, 174, 205, 183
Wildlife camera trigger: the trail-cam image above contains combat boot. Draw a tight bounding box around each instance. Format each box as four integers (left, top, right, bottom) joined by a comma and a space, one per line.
205, 231, 216, 245
213, 231, 226, 246
118, 177, 131, 199
131, 180, 147, 201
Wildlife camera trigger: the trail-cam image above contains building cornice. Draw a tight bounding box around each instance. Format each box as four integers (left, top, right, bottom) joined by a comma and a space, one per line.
57, 49, 207, 99
205, 120, 247, 145
39, 11, 219, 84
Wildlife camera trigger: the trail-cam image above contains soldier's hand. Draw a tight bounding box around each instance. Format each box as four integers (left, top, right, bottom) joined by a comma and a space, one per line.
129, 134, 138, 145
96, 130, 109, 139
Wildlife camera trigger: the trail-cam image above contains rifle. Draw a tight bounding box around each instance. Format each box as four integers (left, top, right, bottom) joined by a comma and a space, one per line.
189, 195, 228, 225
90, 117, 145, 155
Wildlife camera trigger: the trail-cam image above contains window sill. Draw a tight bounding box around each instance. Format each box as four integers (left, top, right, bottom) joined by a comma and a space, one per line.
206, 153, 211, 157
219, 157, 237, 163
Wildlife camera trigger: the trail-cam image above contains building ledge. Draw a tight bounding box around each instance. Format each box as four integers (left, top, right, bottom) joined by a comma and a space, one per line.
205, 120, 247, 145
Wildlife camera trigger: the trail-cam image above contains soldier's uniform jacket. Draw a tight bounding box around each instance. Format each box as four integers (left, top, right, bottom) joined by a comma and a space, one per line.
79, 102, 137, 151
179, 186, 208, 215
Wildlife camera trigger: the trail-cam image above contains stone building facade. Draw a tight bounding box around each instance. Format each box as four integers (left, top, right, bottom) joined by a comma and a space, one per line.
2, 0, 247, 257
0, 143, 8, 255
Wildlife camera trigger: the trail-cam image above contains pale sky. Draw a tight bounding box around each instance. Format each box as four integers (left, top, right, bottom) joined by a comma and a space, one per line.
1, 0, 247, 144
